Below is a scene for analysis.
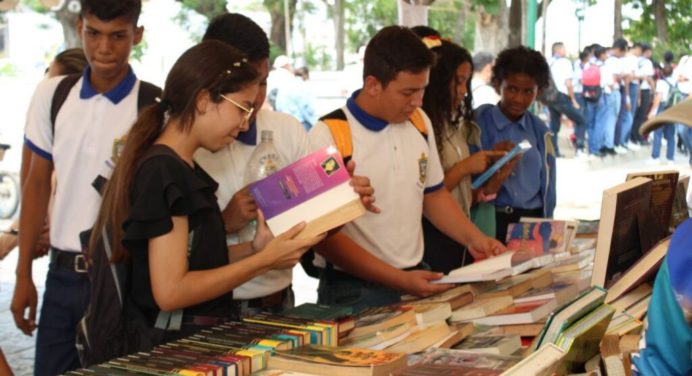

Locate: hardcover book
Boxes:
[506,218,578,256]
[249,145,366,238]
[347,306,417,339]
[453,334,522,356]
[591,177,655,289]
[670,175,690,229]
[499,343,566,376]
[626,170,679,240]
[555,304,615,373]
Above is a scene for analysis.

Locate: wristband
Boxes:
[2,228,18,236]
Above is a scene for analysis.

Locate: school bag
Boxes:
[75,149,189,366]
[298,108,428,278]
[538,74,561,105]
[581,63,602,103]
[663,78,686,109]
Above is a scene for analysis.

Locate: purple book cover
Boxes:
[249,146,350,220]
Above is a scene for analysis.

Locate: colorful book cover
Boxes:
[249,145,363,236]
[273,345,405,366]
[471,139,532,190]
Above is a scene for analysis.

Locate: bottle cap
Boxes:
[260,130,273,142]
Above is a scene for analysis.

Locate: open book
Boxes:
[249,145,366,239]
[471,139,532,190]
[432,250,554,284]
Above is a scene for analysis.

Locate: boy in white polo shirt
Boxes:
[12,1,159,374]
[309,26,505,313]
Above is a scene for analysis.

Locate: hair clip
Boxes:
[422,36,442,49]
[155,97,171,112]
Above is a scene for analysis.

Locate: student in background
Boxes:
[88,40,326,352]
[309,26,505,313]
[631,43,655,145]
[475,46,557,243]
[195,13,377,315]
[648,64,677,164]
[0,48,86,261]
[471,52,500,109]
[12,1,157,373]
[417,37,507,273]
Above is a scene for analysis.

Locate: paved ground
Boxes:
[0,128,690,374]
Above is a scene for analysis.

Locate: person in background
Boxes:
[631,43,655,145]
[471,52,500,109]
[673,53,692,164]
[268,55,317,131]
[0,49,85,261]
[648,64,676,164]
[475,46,557,243]
[604,40,627,155]
[618,40,642,152]
[417,36,507,273]
[545,42,586,158]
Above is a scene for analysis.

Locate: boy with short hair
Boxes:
[12,0,157,373]
[308,26,505,313]
[474,46,557,243]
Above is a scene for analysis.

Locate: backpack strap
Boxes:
[50,73,82,136]
[321,107,429,163]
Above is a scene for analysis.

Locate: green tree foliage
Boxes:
[177,0,227,19]
[623,0,691,59]
[344,0,396,52]
[428,0,476,49]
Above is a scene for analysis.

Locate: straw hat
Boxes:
[640,97,692,136]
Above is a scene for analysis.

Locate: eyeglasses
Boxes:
[220,94,254,124]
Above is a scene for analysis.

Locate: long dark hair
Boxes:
[89,40,258,262]
[422,40,474,161]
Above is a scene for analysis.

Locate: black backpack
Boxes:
[538,74,561,105]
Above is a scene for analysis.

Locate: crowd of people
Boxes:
[0,0,688,375]
[542,39,692,164]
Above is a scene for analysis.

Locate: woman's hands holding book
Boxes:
[253,210,326,270]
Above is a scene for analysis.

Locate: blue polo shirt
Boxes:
[477,105,544,210]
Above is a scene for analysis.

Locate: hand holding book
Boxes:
[254,211,327,270]
[472,140,531,192]
[346,160,380,214]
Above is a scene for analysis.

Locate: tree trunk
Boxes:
[540,0,549,54]
[614,0,623,40]
[653,0,667,45]
[56,4,80,48]
[454,0,468,45]
[264,0,297,55]
[508,0,523,47]
[474,0,509,54]
[334,0,345,70]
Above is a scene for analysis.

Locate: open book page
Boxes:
[433,250,540,284]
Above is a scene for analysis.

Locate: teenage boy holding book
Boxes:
[11,0,157,373]
[308,26,505,313]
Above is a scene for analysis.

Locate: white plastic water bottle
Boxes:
[236,130,286,243]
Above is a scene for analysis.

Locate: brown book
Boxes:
[623,295,652,320]
[453,334,522,356]
[619,334,642,353]
[670,175,690,229]
[496,321,546,337]
[609,284,653,311]
[394,364,504,375]
[605,236,668,304]
[385,322,452,354]
[402,285,475,310]
[347,306,417,339]
[592,177,655,289]
[433,323,476,349]
[477,270,553,299]
[266,345,407,376]
[409,303,452,325]
[449,296,514,322]
[626,170,679,240]
[498,343,566,376]
[600,334,627,376]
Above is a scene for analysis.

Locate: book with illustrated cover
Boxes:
[395,364,505,375]
[626,170,678,241]
[347,306,417,339]
[470,298,558,326]
[266,345,407,376]
[506,219,578,256]
[338,322,413,350]
[471,139,531,190]
[249,145,366,238]
[453,334,522,356]
[406,348,520,371]
[591,177,655,289]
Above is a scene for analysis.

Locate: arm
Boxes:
[149,215,324,311]
[565,79,579,108]
[423,188,505,259]
[314,232,453,297]
[11,153,53,335]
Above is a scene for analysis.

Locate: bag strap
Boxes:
[50,74,82,136]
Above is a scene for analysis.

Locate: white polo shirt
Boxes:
[638,57,655,90]
[194,109,310,299]
[308,93,445,269]
[24,68,141,253]
[549,56,574,95]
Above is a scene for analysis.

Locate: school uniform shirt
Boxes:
[24,67,141,253]
[622,54,640,86]
[123,145,233,326]
[308,91,445,270]
[572,60,586,94]
[604,56,622,93]
[638,57,655,91]
[471,77,500,109]
[475,105,556,217]
[438,120,482,217]
[674,55,692,94]
[549,56,574,95]
[194,109,310,300]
